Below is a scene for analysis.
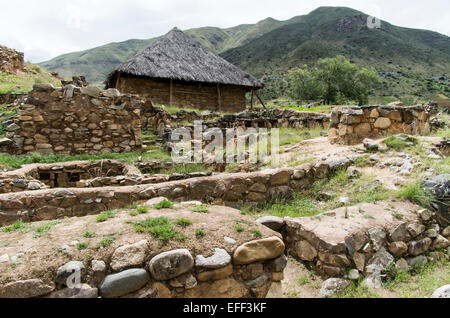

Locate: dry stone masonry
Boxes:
[329,105,432,144]
[0,204,286,298]
[0,45,26,74]
[2,84,143,155]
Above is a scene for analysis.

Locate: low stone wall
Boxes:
[279,201,449,281]
[2,84,143,155]
[328,105,431,144]
[0,158,352,226]
[0,45,25,74]
[0,93,28,105]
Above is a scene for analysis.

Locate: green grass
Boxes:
[383,135,418,151]
[278,126,325,147]
[136,207,149,214]
[83,231,96,238]
[98,237,115,248]
[251,228,262,238]
[297,274,310,285]
[0,147,172,169]
[33,221,59,238]
[195,228,206,238]
[176,218,193,227]
[0,63,61,94]
[282,104,334,113]
[235,224,245,233]
[133,217,185,243]
[96,210,117,223]
[192,205,209,213]
[0,220,26,232]
[77,242,88,251]
[153,199,174,210]
[396,181,433,206]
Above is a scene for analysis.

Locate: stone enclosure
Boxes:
[1,84,143,155]
[329,105,432,144]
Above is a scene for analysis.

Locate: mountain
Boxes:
[39,6,450,102]
[39,15,303,84]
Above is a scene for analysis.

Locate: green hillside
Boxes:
[39,6,450,102]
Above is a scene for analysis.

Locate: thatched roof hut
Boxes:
[105,27,264,112]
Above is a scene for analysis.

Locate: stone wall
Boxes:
[0,204,286,298]
[2,84,143,155]
[328,105,432,144]
[117,76,247,112]
[280,202,449,282]
[0,158,352,226]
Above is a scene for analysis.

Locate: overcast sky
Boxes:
[1,0,449,63]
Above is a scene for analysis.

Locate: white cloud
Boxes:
[0,0,448,63]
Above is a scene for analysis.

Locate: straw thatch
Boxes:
[105,27,263,89]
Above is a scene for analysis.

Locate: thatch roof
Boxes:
[105,27,263,89]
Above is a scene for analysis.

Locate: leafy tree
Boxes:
[287,55,380,105]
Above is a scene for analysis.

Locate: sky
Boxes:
[1,0,449,63]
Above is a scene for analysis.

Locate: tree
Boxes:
[287,65,325,101]
[287,55,380,105]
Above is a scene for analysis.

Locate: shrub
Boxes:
[154,199,174,210]
[195,228,206,238]
[176,218,193,227]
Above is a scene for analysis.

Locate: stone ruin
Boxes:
[1,83,143,155]
[329,105,433,144]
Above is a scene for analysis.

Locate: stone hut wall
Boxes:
[2,84,143,155]
[329,105,431,144]
[117,76,247,113]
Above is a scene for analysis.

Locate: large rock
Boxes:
[149,249,194,280]
[195,248,231,269]
[365,248,394,275]
[99,269,150,298]
[389,222,408,242]
[48,284,98,298]
[110,240,149,271]
[432,285,450,298]
[388,241,408,256]
[408,238,432,256]
[432,235,450,250]
[0,279,54,298]
[374,117,391,129]
[233,236,285,265]
[368,227,386,251]
[55,261,85,286]
[319,278,350,298]
[295,240,318,261]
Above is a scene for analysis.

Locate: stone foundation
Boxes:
[0,158,352,226]
[328,105,432,145]
[2,84,143,155]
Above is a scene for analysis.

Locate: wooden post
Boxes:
[169,79,173,107]
[115,73,121,89]
[217,83,222,112]
[255,91,266,109]
[250,90,254,109]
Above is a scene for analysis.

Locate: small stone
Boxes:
[27,181,41,190]
[271,272,284,281]
[319,278,350,298]
[425,229,438,238]
[81,86,102,98]
[388,241,408,257]
[224,236,236,245]
[110,240,149,272]
[407,223,425,238]
[395,258,409,272]
[407,255,427,268]
[368,227,386,251]
[292,169,306,180]
[91,260,106,273]
[99,269,150,298]
[103,88,120,98]
[0,254,9,263]
[149,249,194,281]
[347,166,361,178]
[142,197,168,208]
[361,273,382,289]
[389,222,407,242]
[348,269,360,280]
[197,264,233,282]
[267,254,288,272]
[431,285,450,298]
[432,235,450,250]
[365,248,394,275]
[195,248,231,269]
[418,209,433,221]
[408,238,432,256]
